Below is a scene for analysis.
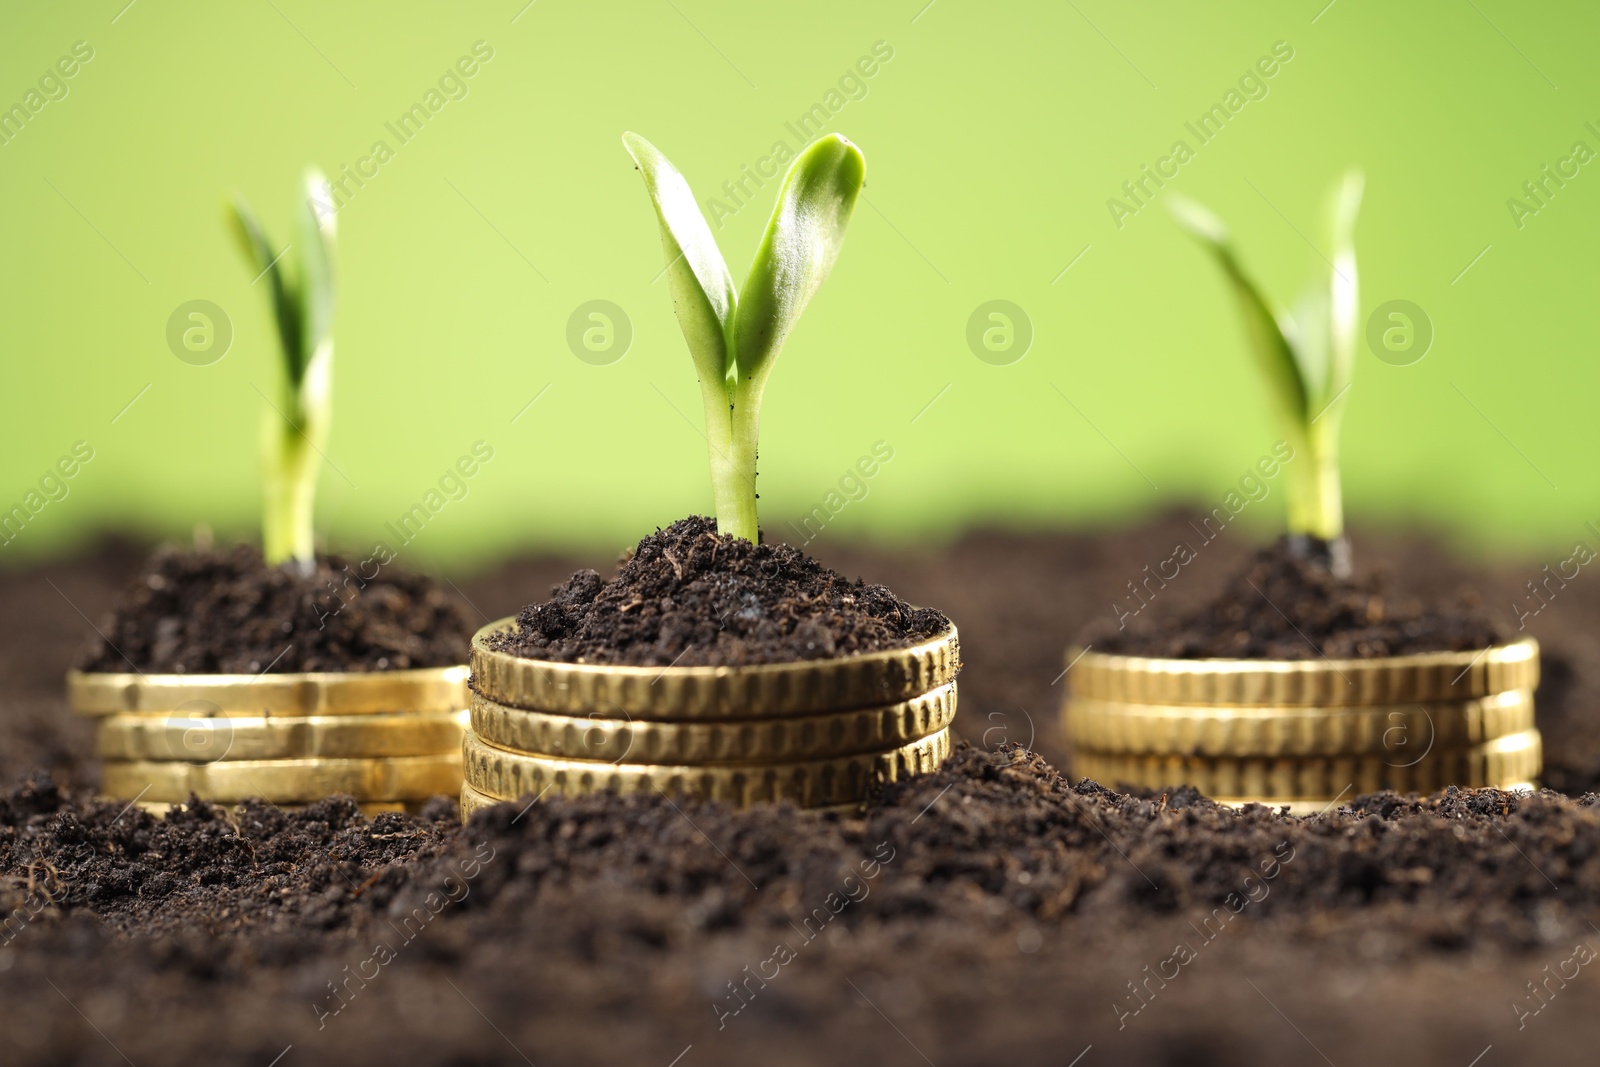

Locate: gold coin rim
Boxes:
[1202,786,1537,816]
[1069,728,1542,797]
[94,710,467,761]
[68,665,469,717]
[459,781,503,820]
[463,727,952,807]
[1064,688,1535,757]
[1065,638,1538,707]
[457,782,867,823]
[470,616,960,718]
[99,752,464,803]
[467,681,957,764]
[120,798,422,817]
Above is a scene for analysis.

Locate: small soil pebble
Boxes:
[76,543,474,674]
[486,516,951,667]
[1090,534,1505,659]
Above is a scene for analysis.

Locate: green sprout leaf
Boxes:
[1321,169,1364,423]
[229,196,303,384]
[297,172,337,388]
[1168,195,1307,427]
[620,133,736,389]
[733,134,865,392]
[1170,171,1363,548]
[624,132,864,544]
[229,168,337,572]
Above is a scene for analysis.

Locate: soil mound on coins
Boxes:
[76,543,474,674]
[485,516,951,667]
[1089,535,1504,660]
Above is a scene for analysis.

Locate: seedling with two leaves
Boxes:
[1169,170,1364,577]
[229,170,336,575]
[624,132,865,545]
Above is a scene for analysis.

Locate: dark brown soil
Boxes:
[76,542,474,674]
[4,514,1600,1066]
[0,778,460,938]
[486,516,951,666]
[1090,534,1505,659]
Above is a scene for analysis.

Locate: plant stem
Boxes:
[1284,428,1344,540]
[698,374,759,543]
[717,387,762,544]
[1284,422,1349,576]
[261,411,318,571]
[1309,448,1343,541]
[1283,431,1315,539]
[261,344,329,573]
[1306,419,1344,542]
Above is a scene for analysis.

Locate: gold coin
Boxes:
[468,682,956,764]
[94,710,467,762]
[125,798,422,817]
[470,617,960,719]
[1066,639,1538,708]
[459,781,503,820]
[463,728,951,809]
[100,753,463,804]
[1069,728,1541,800]
[1065,688,1534,758]
[456,781,867,823]
[1209,792,1535,817]
[68,665,469,717]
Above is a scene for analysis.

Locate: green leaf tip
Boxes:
[621,131,736,388]
[1167,194,1229,246]
[1173,172,1363,545]
[297,167,337,390]
[228,192,304,387]
[624,132,866,544]
[1170,194,1307,428]
[733,133,865,389]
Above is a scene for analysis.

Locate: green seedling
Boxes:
[1170,170,1363,575]
[229,169,336,574]
[624,132,865,544]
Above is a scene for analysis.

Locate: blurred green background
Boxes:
[1,0,1593,568]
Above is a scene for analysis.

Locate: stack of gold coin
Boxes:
[67,667,469,814]
[460,618,961,817]
[1064,638,1541,813]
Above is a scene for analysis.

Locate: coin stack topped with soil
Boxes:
[1065,537,1541,810]
[462,517,960,816]
[69,544,474,813]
